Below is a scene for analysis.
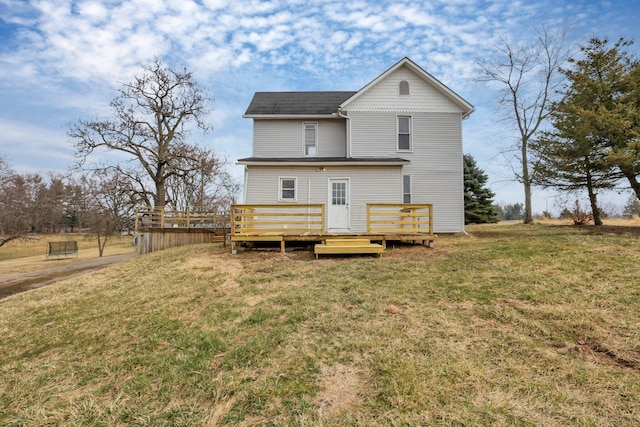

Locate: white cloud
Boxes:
[1,0,639,208]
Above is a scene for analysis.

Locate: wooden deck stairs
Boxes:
[314,238,384,259]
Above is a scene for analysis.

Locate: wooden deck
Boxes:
[132,204,435,255]
[231,203,435,253]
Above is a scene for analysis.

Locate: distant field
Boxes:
[1,222,639,426]
[0,234,136,275]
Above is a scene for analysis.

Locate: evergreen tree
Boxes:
[494,203,524,221]
[463,154,498,224]
[531,37,637,225]
[622,193,640,218]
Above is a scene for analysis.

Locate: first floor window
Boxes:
[403,175,411,203]
[398,116,411,151]
[279,177,296,201]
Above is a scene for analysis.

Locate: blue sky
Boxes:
[1,0,639,214]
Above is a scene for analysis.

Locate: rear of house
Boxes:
[240,58,473,233]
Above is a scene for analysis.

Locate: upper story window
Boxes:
[279,177,297,201]
[304,123,317,156]
[397,116,412,151]
[399,80,410,95]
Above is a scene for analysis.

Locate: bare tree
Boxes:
[69,58,212,208]
[479,26,570,223]
[0,157,24,245]
[84,170,138,256]
[165,147,238,211]
[0,157,60,242]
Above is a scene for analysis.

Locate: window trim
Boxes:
[403,174,411,203]
[303,122,318,157]
[278,177,297,202]
[397,115,412,152]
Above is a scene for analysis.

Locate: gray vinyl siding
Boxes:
[349,112,464,232]
[244,165,401,232]
[403,113,464,232]
[253,119,346,157]
[350,112,396,157]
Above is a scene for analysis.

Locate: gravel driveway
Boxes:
[0,253,136,299]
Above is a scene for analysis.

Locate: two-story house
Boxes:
[238,57,474,233]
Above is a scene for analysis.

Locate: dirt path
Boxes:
[0,253,136,299]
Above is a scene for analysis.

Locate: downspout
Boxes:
[308,178,311,230]
[337,108,350,158]
[460,107,476,236]
[242,166,248,203]
[461,110,474,235]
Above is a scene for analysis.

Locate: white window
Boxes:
[304,123,317,156]
[403,175,411,203]
[399,80,410,95]
[279,177,297,201]
[398,116,411,151]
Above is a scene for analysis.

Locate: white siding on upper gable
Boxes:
[345,67,464,113]
[243,165,401,232]
[252,119,346,157]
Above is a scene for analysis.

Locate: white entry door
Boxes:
[328,178,350,231]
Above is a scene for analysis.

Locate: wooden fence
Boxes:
[135,206,229,232]
[134,206,229,255]
[135,230,223,256]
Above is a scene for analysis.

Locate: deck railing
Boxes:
[231,204,325,235]
[366,203,433,235]
[135,206,230,232]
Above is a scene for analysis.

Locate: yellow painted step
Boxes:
[314,239,384,259]
[324,238,371,246]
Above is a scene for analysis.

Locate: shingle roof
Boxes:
[244,91,357,116]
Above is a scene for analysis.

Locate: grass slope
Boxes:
[1,223,639,426]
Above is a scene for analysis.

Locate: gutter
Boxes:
[237,159,409,167]
[242,113,341,119]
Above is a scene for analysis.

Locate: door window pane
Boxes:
[332,182,346,205]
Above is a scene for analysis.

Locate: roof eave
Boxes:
[242,113,341,119]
